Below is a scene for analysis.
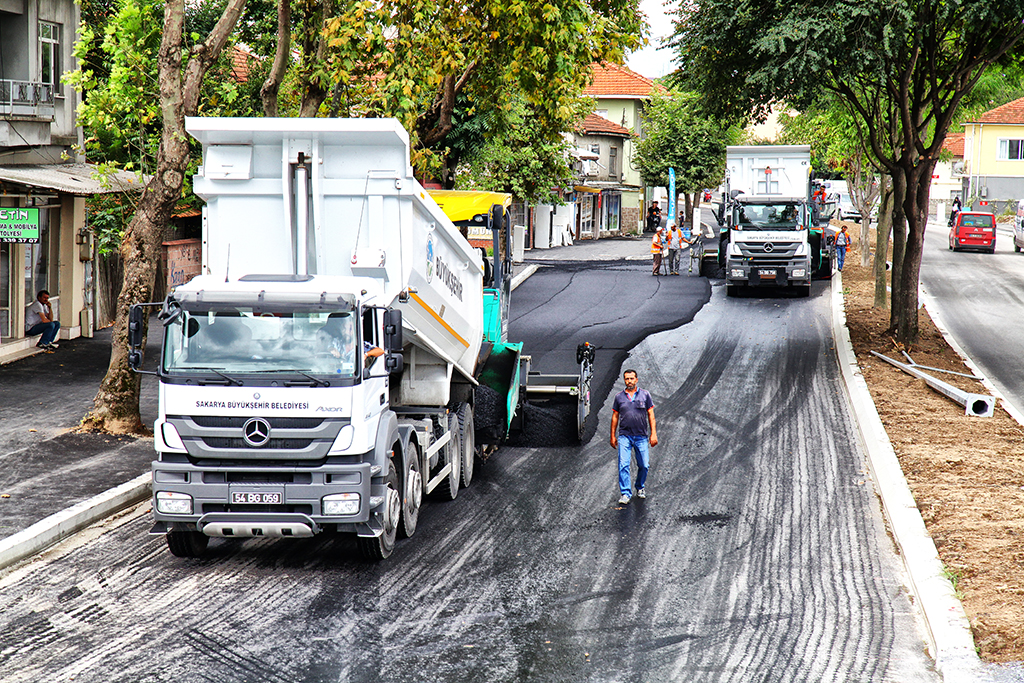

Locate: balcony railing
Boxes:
[0,79,56,119]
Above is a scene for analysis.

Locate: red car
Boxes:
[948,211,996,253]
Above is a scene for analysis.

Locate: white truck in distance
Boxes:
[721,145,814,297]
[132,118,495,561]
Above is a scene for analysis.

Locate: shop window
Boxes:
[0,244,10,338]
[23,206,58,311]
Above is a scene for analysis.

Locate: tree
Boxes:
[452,97,577,204]
[321,0,645,177]
[633,90,733,221]
[81,0,246,432]
[673,0,1024,345]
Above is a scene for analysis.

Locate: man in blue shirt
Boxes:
[609,369,658,505]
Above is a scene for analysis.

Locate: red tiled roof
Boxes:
[968,96,1024,125]
[578,112,632,137]
[583,62,664,98]
[942,132,964,157]
[230,45,254,83]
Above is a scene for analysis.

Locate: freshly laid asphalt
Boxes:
[0,227,1018,681]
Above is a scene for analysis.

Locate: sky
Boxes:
[625,0,679,80]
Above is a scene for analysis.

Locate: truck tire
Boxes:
[432,412,461,501]
[399,442,422,539]
[166,530,209,558]
[458,404,475,489]
[359,459,400,560]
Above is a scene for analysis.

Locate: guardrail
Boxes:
[0,79,55,118]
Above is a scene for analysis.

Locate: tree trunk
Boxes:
[889,159,936,346]
[84,0,246,433]
[873,174,893,309]
[260,0,291,117]
[888,171,907,332]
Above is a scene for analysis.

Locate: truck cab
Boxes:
[724,197,813,297]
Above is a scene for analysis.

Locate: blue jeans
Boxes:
[28,321,60,346]
[836,245,847,271]
[617,434,650,497]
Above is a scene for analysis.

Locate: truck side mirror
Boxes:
[383,309,402,352]
[128,304,146,349]
[382,308,404,375]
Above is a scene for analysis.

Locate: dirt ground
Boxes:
[839,223,1024,663]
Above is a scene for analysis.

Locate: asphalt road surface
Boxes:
[0,255,938,682]
[920,218,1024,414]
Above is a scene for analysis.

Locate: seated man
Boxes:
[26,290,60,351]
[320,318,384,369]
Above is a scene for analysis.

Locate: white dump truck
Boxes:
[129,118,592,560]
[717,145,832,297]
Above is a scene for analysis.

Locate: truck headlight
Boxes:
[327,424,355,454]
[730,269,744,278]
[156,491,193,514]
[322,493,360,516]
[793,269,807,278]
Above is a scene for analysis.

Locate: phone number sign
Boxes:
[0,208,40,243]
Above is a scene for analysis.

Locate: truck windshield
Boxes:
[163,308,361,378]
[735,203,803,230]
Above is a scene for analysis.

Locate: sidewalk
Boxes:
[0,324,160,567]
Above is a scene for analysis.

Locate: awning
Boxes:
[573,185,602,194]
[568,147,600,161]
[0,163,146,195]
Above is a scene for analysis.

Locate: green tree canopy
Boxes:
[633,90,734,194]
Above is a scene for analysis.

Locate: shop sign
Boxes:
[0,208,39,243]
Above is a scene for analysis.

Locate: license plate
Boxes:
[758,269,776,277]
[231,491,282,504]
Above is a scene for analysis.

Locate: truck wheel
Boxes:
[399,443,422,539]
[166,530,209,558]
[359,459,400,560]
[432,412,461,501]
[458,404,475,489]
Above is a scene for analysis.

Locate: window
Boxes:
[997,139,1024,161]
[609,146,618,179]
[595,110,609,120]
[23,205,57,314]
[39,22,60,93]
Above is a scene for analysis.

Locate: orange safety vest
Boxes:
[651,233,664,254]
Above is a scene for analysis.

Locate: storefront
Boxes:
[0,163,141,363]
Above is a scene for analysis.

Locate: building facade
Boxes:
[1,0,139,363]
[962,97,1024,214]
[583,62,662,235]
[570,113,634,239]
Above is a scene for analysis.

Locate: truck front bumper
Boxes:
[150,458,380,537]
[726,259,811,286]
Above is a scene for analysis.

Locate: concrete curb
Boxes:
[511,264,538,291]
[919,285,1024,429]
[0,472,151,571]
[831,274,984,681]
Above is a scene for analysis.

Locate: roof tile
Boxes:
[578,112,632,137]
[942,132,964,156]
[583,62,664,98]
[968,96,1024,125]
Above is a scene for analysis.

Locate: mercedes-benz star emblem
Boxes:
[763,243,775,253]
[242,417,271,447]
